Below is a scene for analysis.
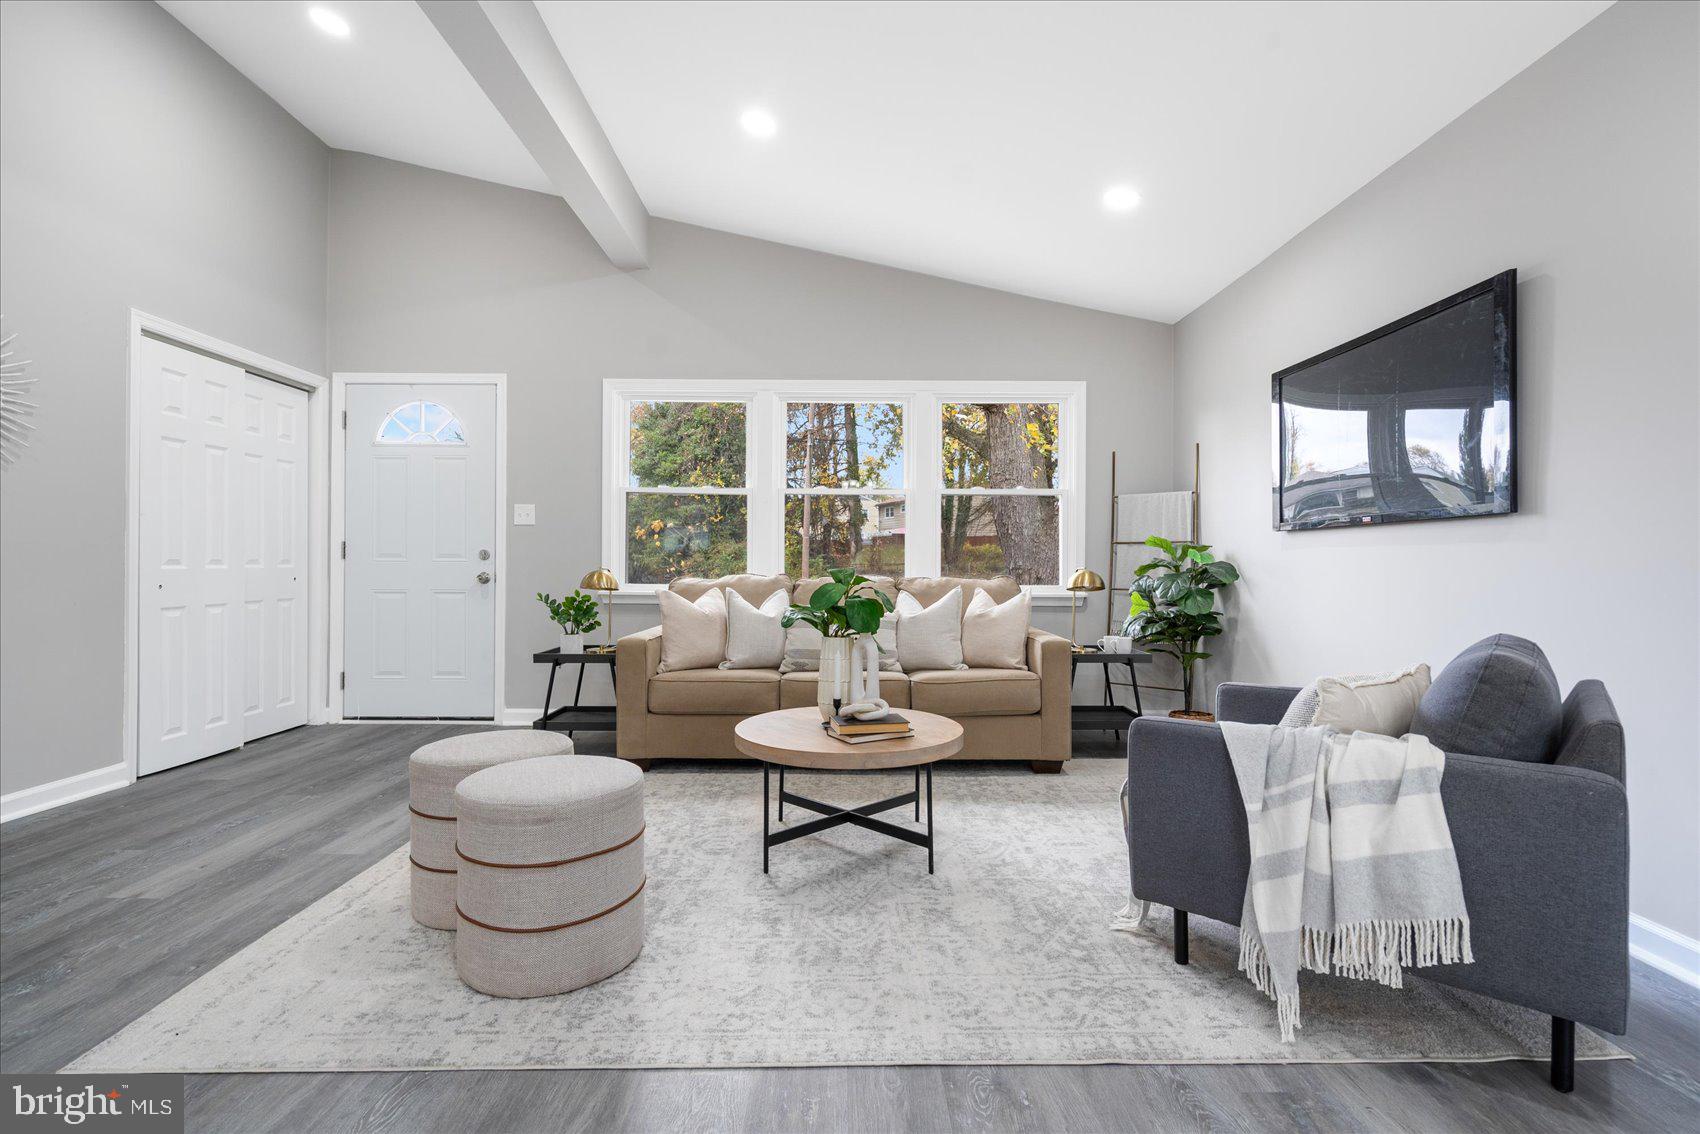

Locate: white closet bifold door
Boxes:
[240,372,310,742]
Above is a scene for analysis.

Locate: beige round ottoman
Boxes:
[408,730,575,929]
[454,755,645,998]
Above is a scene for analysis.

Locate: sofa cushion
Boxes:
[1552,679,1625,781]
[1410,634,1562,763]
[780,671,911,710]
[899,575,1020,613]
[669,573,791,606]
[649,668,780,715]
[655,587,727,673]
[909,668,1041,716]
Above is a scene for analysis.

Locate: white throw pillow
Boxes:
[960,587,1030,669]
[894,589,967,672]
[655,587,727,673]
[1285,666,1434,737]
[1312,664,1432,736]
[720,588,787,669]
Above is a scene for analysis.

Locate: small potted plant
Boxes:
[1121,536,1240,720]
[781,568,896,720]
[537,590,601,655]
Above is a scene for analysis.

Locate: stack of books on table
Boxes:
[824,712,913,744]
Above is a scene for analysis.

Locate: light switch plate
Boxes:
[513,504,536,526]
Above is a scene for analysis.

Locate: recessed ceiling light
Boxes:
[308,7,350,38]
[1102,185,1142,212]
[740,108,778,140]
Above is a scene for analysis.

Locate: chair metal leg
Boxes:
[1174,909,1189,965]
[1551,1016,1574,1093]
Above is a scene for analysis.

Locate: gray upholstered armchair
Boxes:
[1124,634,1629,1093]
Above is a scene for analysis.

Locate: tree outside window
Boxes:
[623,400,748,583]
[784,402,905,579]
[940,402,1060,585]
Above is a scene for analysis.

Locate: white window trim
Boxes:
[602,379,1086,603]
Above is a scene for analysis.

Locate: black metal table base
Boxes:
[763,763,934,874]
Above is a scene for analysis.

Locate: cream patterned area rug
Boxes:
[68,758,1622,1073]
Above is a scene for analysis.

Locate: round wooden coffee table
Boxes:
[734,707,964,874]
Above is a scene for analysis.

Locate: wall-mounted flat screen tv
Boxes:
[1272,269,1516,530]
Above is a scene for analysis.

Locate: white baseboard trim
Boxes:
[1630,913,1700,988]
[1,762,131,824]
[501,707,542,727]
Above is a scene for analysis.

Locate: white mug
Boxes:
[1097,635,1130,654]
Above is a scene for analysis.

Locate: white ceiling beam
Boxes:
[419,0,648,268]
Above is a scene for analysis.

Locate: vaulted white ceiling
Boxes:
[161,0,1613,321]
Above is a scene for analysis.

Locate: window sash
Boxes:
[603,381,1084,594]
[784,399,908,493]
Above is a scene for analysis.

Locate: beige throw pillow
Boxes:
[656,587,727,673]
[721,588,787,670]
[960,587,1030,669]
[1311,664,1433,736]
[894,590,967,672]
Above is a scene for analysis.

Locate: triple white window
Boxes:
[602,380,1085,596]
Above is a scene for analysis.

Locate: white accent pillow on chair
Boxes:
[1312,665,1432,735]
[1282,665,1432,733]
[894,589,967,672]
[960,587,1030,669]
[656,587,727,672]
[720,589,787,669]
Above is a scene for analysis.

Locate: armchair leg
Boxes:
[1551,1016,1574,1093]
[1029,760,1064,774]
[1174,909,1189,965]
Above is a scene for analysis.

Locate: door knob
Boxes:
[477,571,492,584]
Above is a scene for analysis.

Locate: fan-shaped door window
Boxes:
[376,399,466,445]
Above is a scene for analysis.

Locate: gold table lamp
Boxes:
[580,567,620,652]
[1066,568,1105,652]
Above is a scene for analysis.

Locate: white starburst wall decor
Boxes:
[0,320,38,467]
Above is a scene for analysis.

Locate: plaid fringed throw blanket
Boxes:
[1220,724,1474,1041]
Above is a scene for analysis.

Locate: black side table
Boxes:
[1069,649,1151,739]
[532,648,617,737]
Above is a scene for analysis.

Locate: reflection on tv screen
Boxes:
[1275,283,1514,529]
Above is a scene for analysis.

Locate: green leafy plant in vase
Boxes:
[1121,537,1240,719]
[781,568,896,721]
[538,590,601,655]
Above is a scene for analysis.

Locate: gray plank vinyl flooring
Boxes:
[2,725,1696,1133]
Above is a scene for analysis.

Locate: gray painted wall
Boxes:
[1172,0,1699,939]
[0,0,329,797]
[326,151,1176,714]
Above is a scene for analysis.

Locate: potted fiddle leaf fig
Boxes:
[538,590,601,655]
[1121,536,1240,719]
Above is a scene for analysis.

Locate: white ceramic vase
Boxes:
[819,634,886,721]
[558,631,584,656]
[817,636,852,721]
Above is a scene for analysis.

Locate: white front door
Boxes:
[343,383,497,718]
[138,338,246,774]
[241,374,311,741]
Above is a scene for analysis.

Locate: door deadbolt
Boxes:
[479,549,491,561]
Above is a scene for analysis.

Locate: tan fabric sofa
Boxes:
[616,573,1072,771]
